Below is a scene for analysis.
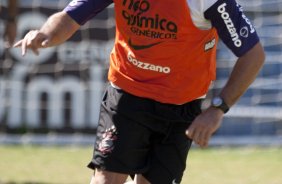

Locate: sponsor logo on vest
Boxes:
[204,38,216,51]
[217,3,242,47]
[122,0,178,49]
[122,0,177,33]
[127,52,171,74]
[128,38,162,50]
[240,26,249,38]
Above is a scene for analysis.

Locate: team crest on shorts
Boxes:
[97,126,117,155]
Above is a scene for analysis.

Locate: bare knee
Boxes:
[90,169,128,184]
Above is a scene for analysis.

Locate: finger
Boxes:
[13,40,23,47]
[198,130,209,148]
[41,39,49,47]
[199,138,209,148]
[22,30,37,56]
[26,37,39,55]
[192,128,201,144]
[21,32,33,56]
[21,37,27,56]
[194,130,209,148]
[202,131,213,148]
[186,125,195,140]
[197,128,213,148]
[201,139,209,148]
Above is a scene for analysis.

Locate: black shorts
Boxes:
[87,84,202,184]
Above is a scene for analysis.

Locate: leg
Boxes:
[88,85,154,183]
[141,121,193,184]
[123,174,150,184]
[134,174,150,184]
[141,100,201,184]
[90,170,128,184]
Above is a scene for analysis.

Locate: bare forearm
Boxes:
[220,42,265,107]
[13,11,80,55]
[39,11,80,47]
[186,42,265,147]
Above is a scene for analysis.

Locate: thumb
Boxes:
[185,129,189,136]
[185,128,193,139]
[41,38,50,47]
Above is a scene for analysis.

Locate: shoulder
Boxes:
[186,0,218,29]
[187,0,218,14]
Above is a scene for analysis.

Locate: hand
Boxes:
[186,107,224,148]
[13,30,50,56]
[4,21,17,48]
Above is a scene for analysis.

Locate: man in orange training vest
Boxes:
[14,0,265,183]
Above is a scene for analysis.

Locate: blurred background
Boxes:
[0,0,282,183]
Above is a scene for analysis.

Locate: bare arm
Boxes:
[186,42,265,147]
[14,11,80,55]
[220,42,265,106]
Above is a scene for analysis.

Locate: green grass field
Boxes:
[0,145,281,184]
